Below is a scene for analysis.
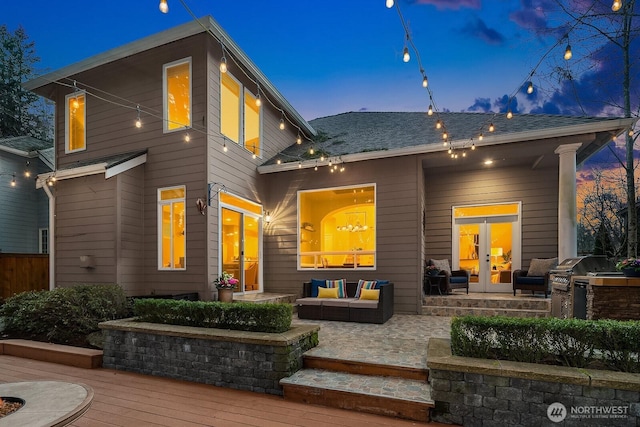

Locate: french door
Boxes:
[453,203,521,293]
[220,194,262,294]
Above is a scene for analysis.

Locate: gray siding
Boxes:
[263,155,423,314]
[116,167,145,293]
[424,161,559,269]
[0,152,48,253]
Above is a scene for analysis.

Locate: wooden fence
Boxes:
[0,253,49,300]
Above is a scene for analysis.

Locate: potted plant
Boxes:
[215,271,239,302]
[615,258,640,277]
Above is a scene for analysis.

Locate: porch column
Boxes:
[555,143,582,263]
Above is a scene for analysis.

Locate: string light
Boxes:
[526,82,534,94]
[277,159,281,165]
[296,134,302,144]
[471,142,476,150]
[298,162,302,169]
[506,110,513,119]
[612,0,622,11]
[309,147,314,155]
[255,91,261,107]
[564,44,572,60]
[135,105,142,128]
[479,134,483,141]
[442,131,448,140]
[320,155,325,161]
[184,131,190,143]
[11,174,16,187]
[159,0,169,13]
[223,140,228,152]
[427,105,433,116]
[435,120,442,129]
[422,74,428,88]
[488,123,495,132]
[24,161,31,178]
[220,44,228,73]
[402,46,410,63]
[386,0,394,8]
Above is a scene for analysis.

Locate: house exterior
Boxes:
[0,136,53,253]
[25,16,635,313]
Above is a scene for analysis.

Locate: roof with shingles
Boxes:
[263,111,630,166]
[56,150,148,171]
[0,136,52,153]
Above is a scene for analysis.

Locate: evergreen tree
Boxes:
[0,25,52,141]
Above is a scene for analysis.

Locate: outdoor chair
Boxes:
[427,259,469,294]
[512,257,557,297]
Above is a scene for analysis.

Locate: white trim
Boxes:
[105,153,148,179]
[163,57,192,133]
[220,71,242,143]
[157,185,187,271]
[243,87,262,159]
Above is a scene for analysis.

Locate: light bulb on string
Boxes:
[276,159,281,165]
[340,166,345,172]
[564,44,572,60]
[298,162,302,169]
[488,123,495,132]
[220,54,227,73]
[479,133,484,141]
[471,142,476,150]
[159,0,168,13]
[427,105,433,116]
[443,140,448,147]
[506,110,513,119]
[448,148,452,154]
[612,0,622,11]
[223,141,228,152]
[422,75,428,88]
[386,0,394,8]
[279,118,285,130]
[462,150,466,158]
[527,82,534,94]
[252,152,257,159]
[255,93,261,107]
[184,132,190,143]
[435,120,442,129]
[320,155,325,161]
[442,131,448,140]
[296,134,302,144]
[402,46,410,63]
[11,174,16,187]
[135,105,142,128]
[629,129,634,137]
[309,147,314,155]
[314,164,318,171]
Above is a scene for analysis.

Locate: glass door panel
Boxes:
[243,216,260,292]
[221,208,241,291]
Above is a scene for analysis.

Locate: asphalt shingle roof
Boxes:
[264,111,625,165]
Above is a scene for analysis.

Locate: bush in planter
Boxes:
[0,284,130,347]
[451,315,640,372]
[133,299,292,333]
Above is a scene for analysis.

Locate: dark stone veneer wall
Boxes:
[100,320,319,396]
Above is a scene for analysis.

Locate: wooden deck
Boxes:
[0,354,446,426]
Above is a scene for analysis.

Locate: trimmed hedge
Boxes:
[133,299,292,333]
[0,284,130,347]
[451,315,640,373]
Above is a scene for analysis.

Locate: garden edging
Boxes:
[99,318,319,395]
[427,337,640,426]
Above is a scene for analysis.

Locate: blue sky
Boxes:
[4,0,603,121]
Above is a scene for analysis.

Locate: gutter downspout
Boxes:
[42,183,55,290]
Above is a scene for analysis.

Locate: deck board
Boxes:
[0,354,438,427]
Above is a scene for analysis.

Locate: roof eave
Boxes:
[258,117,636,174]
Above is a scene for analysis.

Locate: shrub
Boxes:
[133,299,292,333]
[450,315,640,373]
[0,284,130,347]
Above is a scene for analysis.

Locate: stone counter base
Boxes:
[99,319,319,395]
[427,338,640,426]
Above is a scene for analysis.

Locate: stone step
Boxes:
[304,354,428,381]
[423,295,550,311]
[280,368,433,423]
[422,305,550,318]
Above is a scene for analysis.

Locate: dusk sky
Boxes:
[4,0,638,168]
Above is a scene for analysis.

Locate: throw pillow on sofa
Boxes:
[310,278,326,297]
[359,288,380,300]
[325,279,347,298]
[528,258,558,277]
[318,287,339,298]
[355,280,377,298]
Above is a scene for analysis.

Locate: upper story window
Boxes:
[163,58,192,132]
[220,72,261,157]
[158,186,186,270]
[65,92,86,153]
[298,184,376,270]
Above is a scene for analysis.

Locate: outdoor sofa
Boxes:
[296,279,394,324]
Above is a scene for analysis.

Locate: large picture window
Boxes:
[65,91,86,153]
[298,184,376,270]
[158,186,186,270]
[163,58,192,132]
[220,72,261,156]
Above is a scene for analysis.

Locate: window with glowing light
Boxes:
[298,184,376,270]
[163,58,192,132]
[65,92,86,153]
[158,186,186,270]
[220,72,261,156]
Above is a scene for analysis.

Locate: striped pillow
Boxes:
[325,279,347,298]
[355,279,377,298]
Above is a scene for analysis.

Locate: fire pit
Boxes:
[0,381,93,427]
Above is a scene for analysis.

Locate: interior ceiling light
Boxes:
[159,0,169,13]
[612,0,622,11]
[564,44,572,60]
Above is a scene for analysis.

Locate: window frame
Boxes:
[297,183,377,271]
[219,71,262,157]
[157,185,187,271]
[65,91,86,153]
[39,228,49,254]
[163,57,192,133]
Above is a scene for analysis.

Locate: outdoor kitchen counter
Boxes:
[573,275,640,320]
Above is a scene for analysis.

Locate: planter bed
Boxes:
[99,318,319,395]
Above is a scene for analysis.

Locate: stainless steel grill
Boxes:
[550,256,617,319]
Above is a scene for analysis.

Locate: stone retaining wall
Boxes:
[428,338,640,426]
[99,319,319,395]
[587,284,640,320]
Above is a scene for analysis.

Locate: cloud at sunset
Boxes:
[461,17,505,44]
[410,0,481,10]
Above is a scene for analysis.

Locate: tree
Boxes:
[0,25,52,141]
[550,0,639,257]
